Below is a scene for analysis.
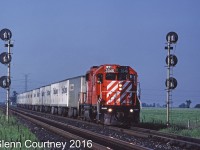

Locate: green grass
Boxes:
[160,126,200,138]
[0,110,40,150]
[140,108,200,138]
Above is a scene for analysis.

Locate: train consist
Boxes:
[17,64,141,125]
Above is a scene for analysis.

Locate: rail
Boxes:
[10,107,151,150]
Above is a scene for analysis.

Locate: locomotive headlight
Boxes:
[118,84,123,91]
[108,108,113,113]
[130,109,134,113]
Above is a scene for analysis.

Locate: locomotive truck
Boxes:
[17,64,141,125]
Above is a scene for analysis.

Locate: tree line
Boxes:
[142,99,200,108]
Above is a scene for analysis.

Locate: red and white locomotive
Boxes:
[82,64,140,125]
[17,64,140,126]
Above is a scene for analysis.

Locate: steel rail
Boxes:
[11,110,107,150]
[11,108,152,150]
[129,127,200,149]
[10,106,200,149]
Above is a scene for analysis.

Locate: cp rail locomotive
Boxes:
[17,64,141,125]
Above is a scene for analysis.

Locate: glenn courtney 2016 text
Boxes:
[0,140,67,149]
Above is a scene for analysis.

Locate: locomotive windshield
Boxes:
[106,73,116,80]
[105,66,136,81]
[106,73,131,81]
[105,73,136,82]
[117,73,128,80]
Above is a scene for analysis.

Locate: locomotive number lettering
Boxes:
[70,140,92,148]
[106,68,114,72]
[105,66,115,73]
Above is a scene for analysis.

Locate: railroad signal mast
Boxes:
[0,28,13,121]
[165,32,178,126]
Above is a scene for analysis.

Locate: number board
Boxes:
[117,66,129,73]
[105,66,115,73]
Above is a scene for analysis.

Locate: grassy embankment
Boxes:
[140,108,200,138]
[0,110,39,149]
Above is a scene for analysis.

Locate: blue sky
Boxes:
[0,0,200,107]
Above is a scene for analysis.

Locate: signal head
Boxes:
[166,32,178,44]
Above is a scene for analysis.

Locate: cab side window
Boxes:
[130,74,135,83]
[86,73,90,81]
[97,74,103,83]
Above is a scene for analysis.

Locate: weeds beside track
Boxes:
[0,109,39,150]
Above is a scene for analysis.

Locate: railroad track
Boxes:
[108,126,200,150]
[4,106,200,150]
[130,126,200,148]
[18,107,200,149]
[9,107,151,150]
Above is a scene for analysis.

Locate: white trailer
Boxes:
[58,79,68,106]
[27,91,33,109]
[39,86,45,111]
[67,76,86,117]
[50,82,59,114]
[32,88,40,110]
[51,79,68,115]
[17,76,86,117]
[43,85,51,106]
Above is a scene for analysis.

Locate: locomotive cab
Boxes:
[82,64,140,126]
